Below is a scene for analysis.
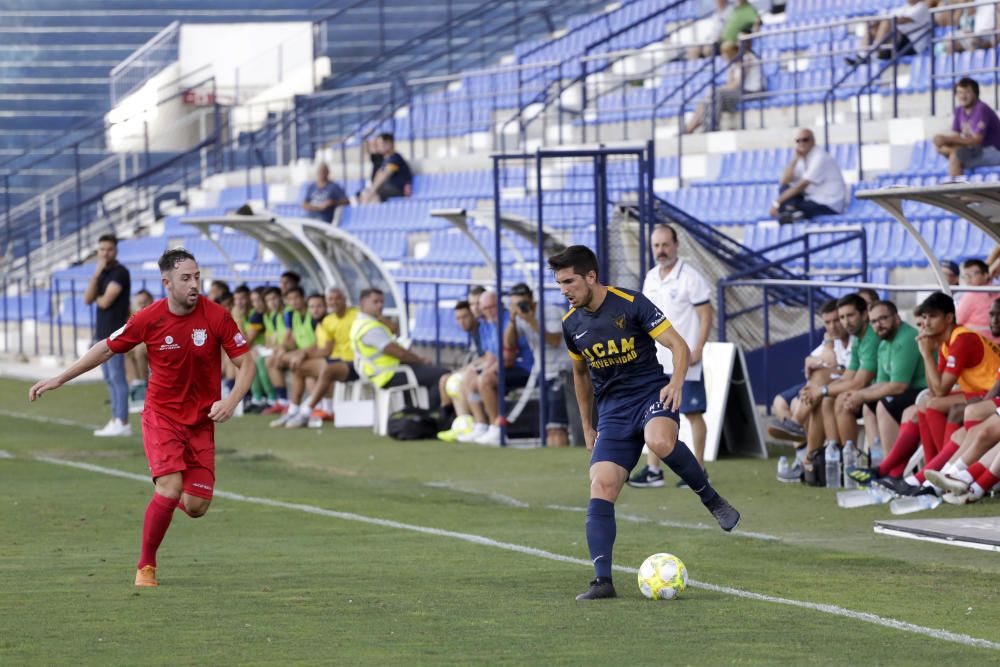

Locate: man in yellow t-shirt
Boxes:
[284,287,360,428]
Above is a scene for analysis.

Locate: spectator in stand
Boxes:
[846,0,933,65]
[795,294,878,485]
[505,283,570,446]
[938,0,997,53]
[688,0,731,60]
[684,40,763,134]
[350,287,451,408]
[360,132,412,203]
[838,300,926,464]
[720,0,760,46]
[631,224,714,487]
[770,299,853,469]
[933,78,1000,176]
[957,258,999,341]
[769,129,847,224]
[84,234,132,437]
[849,292,1000,495]
[268,288,324,427]
[302,163,349,223]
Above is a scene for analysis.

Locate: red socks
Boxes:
[922,408,948,460]
[975,469,1000,492]
[879,420,921,478]
[138,493,179,569]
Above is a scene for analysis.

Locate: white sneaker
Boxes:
[284,412,310,429]
[475,425,501,446]
[458,423,488,443]
[942,490,977,506]
[270,413,294,428]
[94,419,132,437]
[924,469,970,494]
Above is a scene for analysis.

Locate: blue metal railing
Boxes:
[110,21,182,104]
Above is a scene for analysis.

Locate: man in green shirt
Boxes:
[841,300,926,458]
[720,0,760,44]
[798,293,878,484]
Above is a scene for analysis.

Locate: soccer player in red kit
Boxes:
[29,248,255,587]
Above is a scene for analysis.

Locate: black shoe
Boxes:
[874,476,912,497]
[576,578,617,600]
[704,494,740,532]
[627,465,665,488]
[675,470,708,489]
[845,465,879,486]
[244,403,264,414]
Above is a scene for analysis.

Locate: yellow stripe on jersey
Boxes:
[567,350,584,361]
[562,307,576,322]
[607,286,634,303]
[648,319,672,339]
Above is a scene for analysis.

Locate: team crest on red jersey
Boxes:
[192,328,208,347]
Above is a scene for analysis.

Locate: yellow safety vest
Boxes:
[350,315,399,388]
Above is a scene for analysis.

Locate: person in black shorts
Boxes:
[361,132,412,203]
[549,245,740,601]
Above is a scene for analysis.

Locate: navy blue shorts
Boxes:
[591,384,680,471]
[778,381,806,404]
[326,358,360,382]
[667,375,708,415]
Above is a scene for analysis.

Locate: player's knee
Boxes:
[589,476,620,502]
[153,475,183,499]
[182,498,210,518]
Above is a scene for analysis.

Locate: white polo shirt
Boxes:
[642,259,712,381]
[792,146,847,214]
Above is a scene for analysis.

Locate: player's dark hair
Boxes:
[211,279,230,293]
[548,245,599,280]
[455,300,471,311]
[870,300,898,317]
[158,248,196,273]
[509,282,533,299]
[306,292,324,303]
[918,292,956,318]
[280,270,301,285]
[234,283,250,296]
[836,293,867,314]
[98,233,118,246]
[360,287,384,301]
[136,288,153,300]
[469,285,486,298]
[819,298,840,315]
[962,258,989,274]
[286,286,305,298]
[378,132,395,143]
[651,224,678,243]
[264,286,281,299]
[956,77,980,98]
[857,288,879,305]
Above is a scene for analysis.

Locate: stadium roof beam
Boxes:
[856,183,1000,294]
[181,214,407,332]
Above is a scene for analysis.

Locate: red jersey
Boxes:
[107,296,249,425]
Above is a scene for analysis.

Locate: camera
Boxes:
[517,300,531,313]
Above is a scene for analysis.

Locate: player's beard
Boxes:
[577,286,594,309]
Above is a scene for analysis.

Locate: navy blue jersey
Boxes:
[562,286,673,406]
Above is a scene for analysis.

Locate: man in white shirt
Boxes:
[768,129,847,224]
[628,224,714,488]
[846,0,932,65]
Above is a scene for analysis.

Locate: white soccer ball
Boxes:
[637,552,688,600]
[445,372,464,399]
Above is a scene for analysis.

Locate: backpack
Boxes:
[386,407,440,440]
[802,448,826,487]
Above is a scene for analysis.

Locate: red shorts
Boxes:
[141,409,216,499]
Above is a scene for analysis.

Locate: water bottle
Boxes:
[842,442,859,490]
[825,442,842,488]
[837,485,895,508]
[890,494,943,515]
[777,456,789,478]
[870,439,884,468]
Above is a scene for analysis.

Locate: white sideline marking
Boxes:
[32,455,1000,652]
[426,482,530,508]
[0,450,12,459]
[546,504,782,542]
[0,408,100,430]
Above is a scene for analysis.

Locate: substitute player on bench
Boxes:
[549,245,740,601]
[29,248,254,587]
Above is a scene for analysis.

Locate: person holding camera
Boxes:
[504,283,571,446]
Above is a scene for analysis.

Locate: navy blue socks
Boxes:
[586,498,616,580]
[662,441,717,503]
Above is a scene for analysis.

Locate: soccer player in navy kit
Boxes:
[549,245,740,600]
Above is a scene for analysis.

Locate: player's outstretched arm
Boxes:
[654,326,690,412]
[208,352,255,423]
[28,340,114,402]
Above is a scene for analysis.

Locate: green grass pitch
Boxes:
[1,377,999,665]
